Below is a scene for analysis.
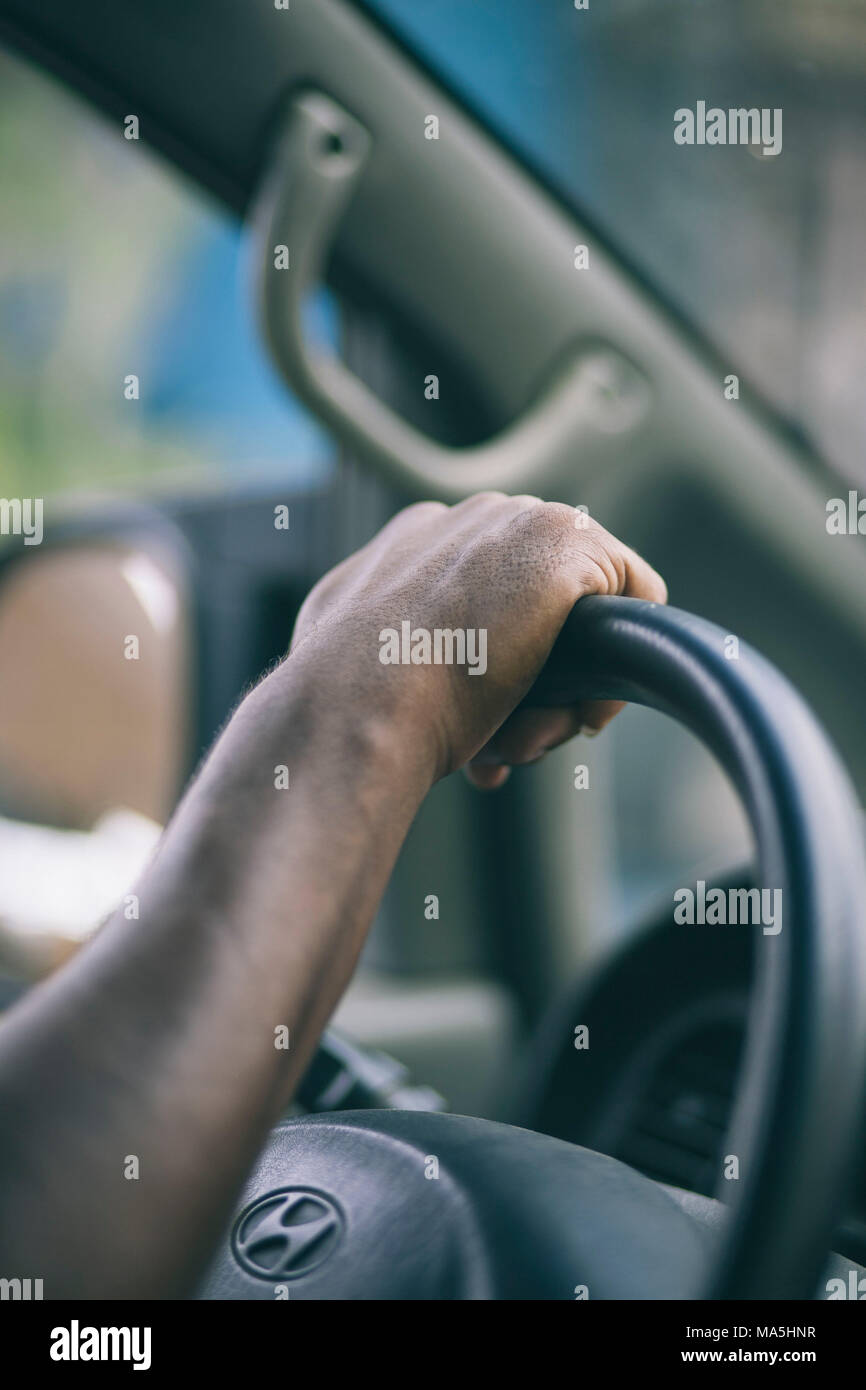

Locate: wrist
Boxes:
[194,642,437,833]
[269,639,443,795]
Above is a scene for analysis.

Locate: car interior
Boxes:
[1,0,866,1302]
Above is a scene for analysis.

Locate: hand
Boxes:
[0,493,665,1299]
[290,493,667,788]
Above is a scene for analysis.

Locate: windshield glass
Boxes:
[363,0,866,486]
[0,50,335,501]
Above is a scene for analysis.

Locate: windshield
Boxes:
[363,0,866,487]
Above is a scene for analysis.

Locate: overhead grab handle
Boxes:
[251,91,649,499]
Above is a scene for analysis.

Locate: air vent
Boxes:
[612,1019,744,1198]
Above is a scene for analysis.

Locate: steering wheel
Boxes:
[199,596,866,1300]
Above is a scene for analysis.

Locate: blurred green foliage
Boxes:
[0,51,212,499]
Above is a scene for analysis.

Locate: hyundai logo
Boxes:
[232,1188,343,1280]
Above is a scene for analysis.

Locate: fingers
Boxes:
[457,503,666,790]
[572,698,625,736]
[463,699,617,793]
[482,706,586,764]
[619,540,668,605]
[292,492,667,789]
[463,762,512,791]
[466,701,604,772]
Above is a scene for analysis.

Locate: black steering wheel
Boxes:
[199,596,866,1300]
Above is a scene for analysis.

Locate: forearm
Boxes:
[0,494,667,1300]
[0,654,432,1298]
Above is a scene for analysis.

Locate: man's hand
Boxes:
[291,493,667,789]
[0,492,665,1297]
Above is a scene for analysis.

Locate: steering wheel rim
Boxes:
[201,596,866,1300]
[530,595,866,1298]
